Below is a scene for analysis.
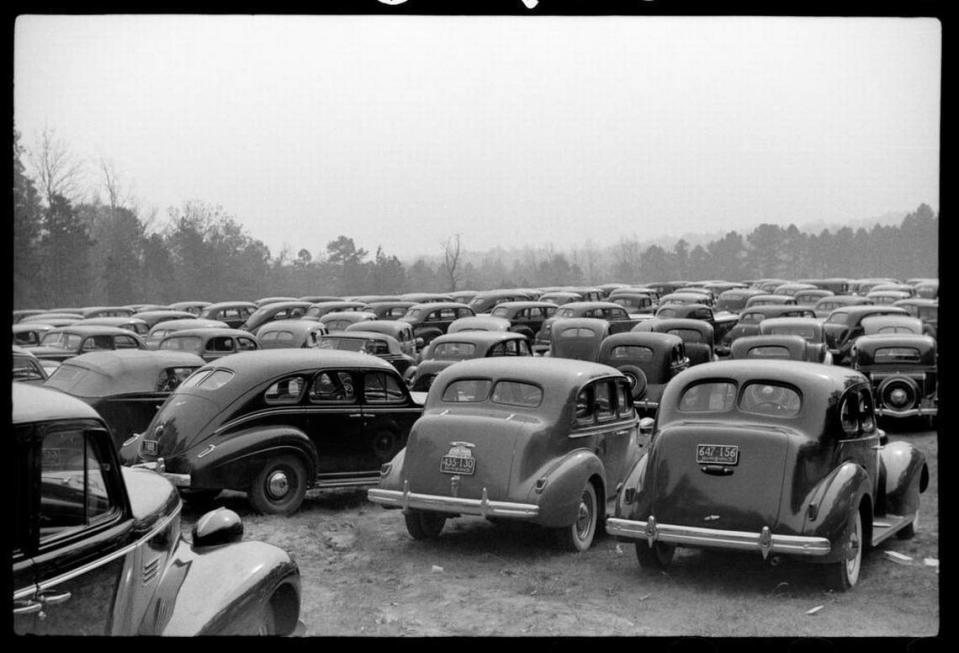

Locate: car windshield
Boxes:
[261,330,297,344]
[875,347,921,363]
[744,345,793,359]
[608,345,654,362]
[667,328,703,343]
[767,326,816,340]
[40,332,82,349]
[441,378,492,402]
[319,337,368,351]
[159,335,203,352]
[430,342,477,360]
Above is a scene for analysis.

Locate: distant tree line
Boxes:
[12,128,938,309]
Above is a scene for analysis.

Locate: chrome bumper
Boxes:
[367,481,539,519]
[876,406,937,418]
[131,460,191,487]
[605,516,831,558]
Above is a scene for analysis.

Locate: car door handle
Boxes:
[13,599,42,615]
[38,590,71,605]
[347,413,363,418]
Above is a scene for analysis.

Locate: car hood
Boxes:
[121,466,180,532]
[637,421,792,532]
[399,411,544,502]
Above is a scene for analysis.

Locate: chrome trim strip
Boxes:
[368,488,539,518]
[605,517,831,557]
[36,505,181,591]
[876,407,936,417]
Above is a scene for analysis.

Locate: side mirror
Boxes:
[192,507,244,547]
[639,417,655,435]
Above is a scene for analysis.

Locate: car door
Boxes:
[572,379,635,504]
[14,423,134,635]
[305,370,368,478]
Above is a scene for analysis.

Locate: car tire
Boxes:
[829,508,863,591]
[404,510,446,540]
[179,488,221,507]
[617,365,648,400]
[634,541,675,570]
[372,430,400,463]
[556,482,598,552]
[249,455,308,516]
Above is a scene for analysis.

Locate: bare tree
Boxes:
[100,158,135,215]
[29,126,85,206]
[442,233,463,292]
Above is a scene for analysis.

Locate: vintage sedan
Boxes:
[729,334,824,362]
[713,288,765,315]
[241,301,312,335]
[488,300,559,343]
[866,290,913,306]
[861,315,924,336]
[31,325,147,364]
[345,319,420,358]
[851,334,937,423]
[132,310,197,330]
[12,383,303,635]
[167,300,212,315]
[406,330,533,391]
[318,330,418,378]
[743,294,798,309]
[43,349,205,448]
[79,305,136,319]
[537,290,584,306]
[319,310,377,332]
[758,317,832,364]
[793,289,835,311]
[893,298,938,339]
[719,305,819,354]
[447,315,512,334]
[607,360,929,590]
[633,318,717,366]
[399,292,455,304]
[146,317,230,348]
[823,305,910,366]
[399,302,476,346]
[198,301,257,329]
[256,319,329,349]
[13,322,56,348]
[75,316,151,337]
[159,327,261,361]
[549,317,610,361]
[658,292,712,308]
[301,301,370,321]
[125,350,424,515]
[13,345,48,384]
[363,301,417,320]
[653,303,738,346]
[467,290,536,315]
[368,357,644,551]
[534,301,641,354]
[597,332,689,415]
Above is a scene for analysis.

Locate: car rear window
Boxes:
[490,381,543,407]
[874,347,921,363]
[744,345,793,359]
[767,326,816,340]
[180,368,235,390]
[678,381,736,413]
[608,345,654,362]
[656,308,677,318]
[560,327,599,338]
[262,330,296,344]
[490,307,511,318]
[826,312,849,325]
[739,382,802,417]
[431,342,477,360]
[666,328,703,343]
[441,379,492,403]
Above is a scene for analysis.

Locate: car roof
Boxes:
[854,334,936,350]
[322,331,401,345]
[489,301,558,310]
[345,320,411,335]
[46,325,141,336]
[663,360,864,402]
[160,327,256,338]
[433,355,621,388]
[406,301,472,310]
[828,305,909,316]
[256,320,324,334]
[601,331,684,348]
[43,350,206,396]
[193,349,395,377]
[430,331,527,345]
[555,301,625,311]
[13,382,102,424]
[202,301,257,310]
[759,317,823,327]
[149,318,229,332]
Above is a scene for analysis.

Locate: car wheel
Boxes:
[404,510,446,540]
[556,483,598,552]
[249,455,308,516]
[829,508,863,591]
[179,488,221,507]
[634,541,675,570]
[372,430,400,463]
[896,509,919,540]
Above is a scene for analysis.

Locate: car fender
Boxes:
[146,539,301,636]
[188,427,319,491]
[802,461,872,562]
[525,449,605,528]
[880,440,928,515]
[612,453,649,522]
[375,446,407,492]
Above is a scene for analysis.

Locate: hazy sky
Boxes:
[14,14,941,260]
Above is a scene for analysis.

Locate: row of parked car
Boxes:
[10,276,937,634]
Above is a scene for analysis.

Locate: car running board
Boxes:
[313,474,380,489]
[871,513,915,547]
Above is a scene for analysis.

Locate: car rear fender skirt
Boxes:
[802,462,871,562]
[525,450,605,528]
[187,427,319,491]
[148,539,301,636]
[881,441,928,515]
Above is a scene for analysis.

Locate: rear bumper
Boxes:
[368,481,539,519]
[605,515,831,558]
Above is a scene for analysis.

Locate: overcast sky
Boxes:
[13,14,940,260]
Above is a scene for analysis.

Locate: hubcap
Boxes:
[267,470,290,499]
[575,493,593,539]
[845,516,862,583]
[890,388,908,405]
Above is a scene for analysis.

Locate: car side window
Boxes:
[308,371,355,403]
[237,337,257,351]
[575,387,593,424]
[617,380,634,417]
[39,429,118,542]
[364,372,405,404]
[264,375,306,405]
[858,388,876,433]
[594,381,615,420]
[517,339,532,356]
[115,335,139,349]
[210,336,236,352]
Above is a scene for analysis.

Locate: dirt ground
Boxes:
[180,426,939,638]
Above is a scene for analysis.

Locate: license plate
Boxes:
[142,439,158,455]
[440,455,476,475]
[696,444,739,465]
